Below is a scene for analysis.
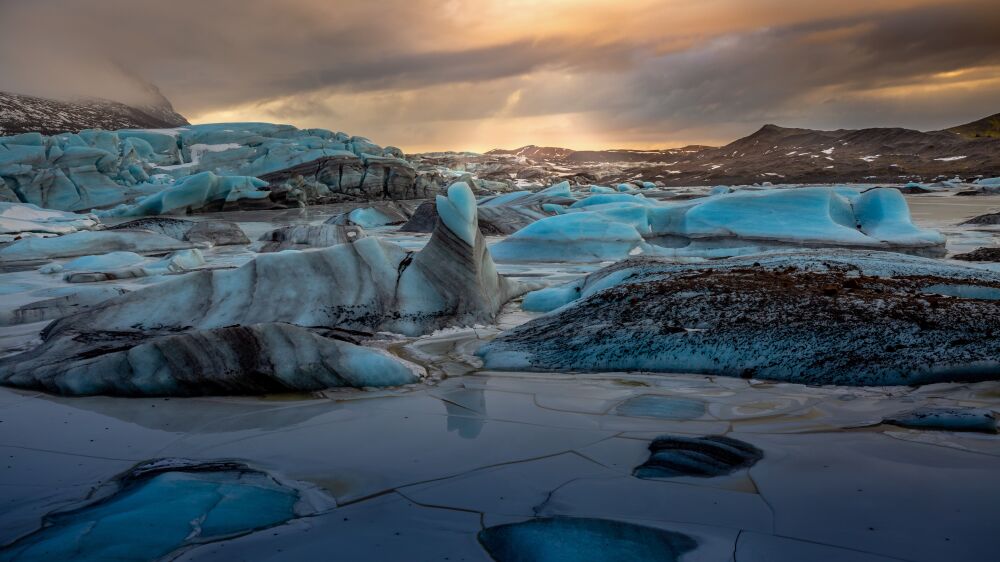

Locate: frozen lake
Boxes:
[1,188,999,561]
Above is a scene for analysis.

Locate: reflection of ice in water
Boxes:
[439,387,487,439]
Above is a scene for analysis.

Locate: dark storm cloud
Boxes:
[0,0,998,149]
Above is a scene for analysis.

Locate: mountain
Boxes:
[0,90,189,136]
[946,112,1000,139]
[481,114,1000,185]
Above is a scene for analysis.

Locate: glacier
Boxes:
[0,123,432,213]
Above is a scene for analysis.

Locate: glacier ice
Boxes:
[0,229,194,266]
[258,224,366,252]
[490,211,646,263]
[883,407,998,433]
[0,202,97,237]
[478,517,697,562]
[491,186,944,263]
[0,123,430,213]
[0,183,523,395]
[480,249,1000,386]
[633,435,763,479]
[96,172,269,217]
[0,459,299,562]
[1,322,424,396]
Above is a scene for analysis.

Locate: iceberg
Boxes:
[1,322,424,396]
[480,250,1000,386]
[0,202,98,237]
[0,183,524,395]
[492,186,944,263]
[0,229,194,267]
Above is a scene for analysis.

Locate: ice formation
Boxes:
[0,183,523,395]
[0,202,97,237]
[258,224,366,252]
[490,187,944,263]
[0,123,428,212]
[400,180,566,236]
[108,217,250,246]
[0,459,299,562]
[1,323,424,396]
[883,407,998,433]
[633,435,764,479]
[480,250,1000,385]
[0,229,194,266]
[478,518,697,562]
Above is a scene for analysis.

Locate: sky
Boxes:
[1,0,999,152]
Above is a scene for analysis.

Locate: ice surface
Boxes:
[478,517,698,562]
[96,171,269,217]
[0,229,193,265]
[481,249,1000,385]
[884,407,998,433]
[0,460,298,562]
[490,211,645,262]
[0,123,425,212]
[633,435,763,479]
[494,186,943,263]
[1,322,424,396]
[436,182,479,246]
[0,202,98,236]
[42,251,144,274]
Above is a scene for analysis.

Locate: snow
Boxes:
[860,155,880,162]
[934,156,967,162]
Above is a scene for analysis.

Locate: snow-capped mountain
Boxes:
[0,90,189,136]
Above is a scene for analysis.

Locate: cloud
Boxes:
[0,0,997,150]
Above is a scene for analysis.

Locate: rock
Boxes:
[478,517,697,562]
[952,247,1000,262]
[398,201,438,233]
[0,322,424,396]
[480,250,1000,386]
[961,212,1000,226]
[633,435,763,479]
[258,224,366,252]
[884,407,998,433]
